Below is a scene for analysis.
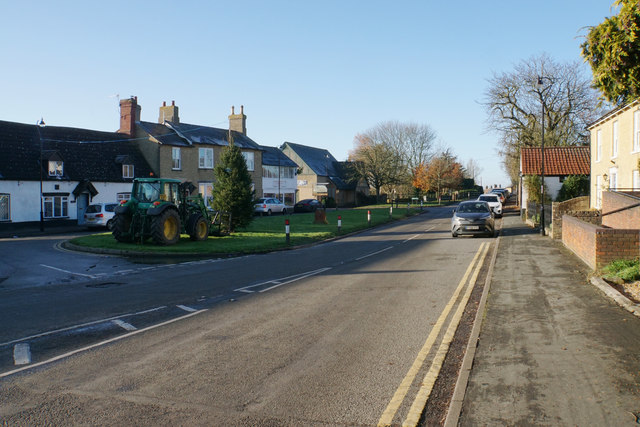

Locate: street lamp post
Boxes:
[536,77,546,236]
[37,118,46,232]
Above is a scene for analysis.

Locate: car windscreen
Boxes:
[457,203,490,213]
[479,196,498,202]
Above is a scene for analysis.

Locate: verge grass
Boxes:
[69,207,421,255]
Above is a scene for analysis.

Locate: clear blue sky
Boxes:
[1,1,616,188]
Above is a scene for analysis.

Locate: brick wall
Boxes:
[562,215,640,270]
[602,191,640,229]
[551,196,600,240]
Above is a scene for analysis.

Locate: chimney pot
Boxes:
[172,100,175,106]
[163,101,166,107]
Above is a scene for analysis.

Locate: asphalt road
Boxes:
[0,207,495,425]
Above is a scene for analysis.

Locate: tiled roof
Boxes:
[0,120,153,182]
[520,146,590,176]
[282,142,339,176]
[260,145,298,168]
[139,121,262,150]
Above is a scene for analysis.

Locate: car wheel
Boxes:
[451,232,458,238]
[267,209,272,216]
[282,208,287,215]
[106,219,114,231]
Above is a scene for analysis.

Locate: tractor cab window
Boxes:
[136,182,161,203]
[164,182,179,204]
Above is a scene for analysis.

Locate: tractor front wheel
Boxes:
[188,213,209,241]
[112,213,133,242]
[151,209,181,245]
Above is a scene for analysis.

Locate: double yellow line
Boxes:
[378,242,491,427]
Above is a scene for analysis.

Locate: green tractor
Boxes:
[112,178,223,245]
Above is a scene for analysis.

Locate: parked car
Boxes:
[451,201,496,238]
[293,199,324,213]
[477,194,503,217]
[490,188,509,201]
[84,202,118,230]
[254,197,288,215]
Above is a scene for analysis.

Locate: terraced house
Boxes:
[118,97,263,208]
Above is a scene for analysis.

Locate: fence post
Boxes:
[338,215,342,233]
[367,210,371,227]
[285,219,290,244]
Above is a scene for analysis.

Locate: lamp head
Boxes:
[37,118,45,128]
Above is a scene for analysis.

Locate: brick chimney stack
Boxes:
[158,100,179,124]
[118,96,141,136]
[228,105,247,135]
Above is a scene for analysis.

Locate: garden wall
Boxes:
[551,196,600,240]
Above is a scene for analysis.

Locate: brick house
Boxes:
[118,98,263,208]
[0,119,152,226]
[519,146,590,208]
[587,99,640,209]
[280,142,369,207]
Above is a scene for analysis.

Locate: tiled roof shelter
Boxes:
[521,146,590,176]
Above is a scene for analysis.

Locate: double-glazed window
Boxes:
[123,164,134,178]
[242,152,255,171]
[595,129,602,162]
[44,195,68,218]
[172,147,181,170]
[199,182,214,208]
[199,148,213,169]
[634,110,640,153]
[262,165,296,178]
[0,194,9,221]
[612,121,619,158]
[48,160,63,177]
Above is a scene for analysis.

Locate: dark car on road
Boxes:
[294,199,323,213]
[451,201,496,238]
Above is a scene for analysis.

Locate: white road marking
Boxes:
[355,246,394,261]
[0,306,167,347]
[402,234,420,243]
[13,343,31,365]
[40,264,97,279]
[235,268,332,294]
[0,310,208,379]
[112,319,137,331]
[177,305,197,312]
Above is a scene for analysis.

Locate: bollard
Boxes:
[367,210,371,227]
[389,206,393,219]
[285,219,290,244]
[420,200,423,211]
[338,215,342,233]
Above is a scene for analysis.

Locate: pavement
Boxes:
[453,213,640,426]
[0,222,91,239]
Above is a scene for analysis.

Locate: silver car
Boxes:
[254,197,287,215]
[451,201,496,238]
[84,203,118,230]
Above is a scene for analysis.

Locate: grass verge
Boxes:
[68,206,424,255]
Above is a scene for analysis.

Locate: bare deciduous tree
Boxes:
[483,54,603,184]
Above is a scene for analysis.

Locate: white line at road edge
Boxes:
[0,306,167,347]
[177,305,198,313]
[13,343,31,365]
[112,319,137,331]
[0,310,207,379]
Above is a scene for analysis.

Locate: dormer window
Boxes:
[123,164,134,178]
[48,160,63,177]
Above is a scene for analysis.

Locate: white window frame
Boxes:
[634,170,640,190]
[172,147,181,170]
[199,148,214,169]
[612,121,618,158]
[596,129,602,162]
[634,110,640,153]
[43,195,68,218]
[596,175,603,209]
[609,167,618,190]
[48,160,63,177]
[122,164,134,178]
[0,193,9,221]
[199,182,214,208]
[242,151,255,171]
[117,192,131,202]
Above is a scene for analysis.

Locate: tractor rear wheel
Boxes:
[151,209,181,245]
[188,213,209,241]
[112,213,133,242]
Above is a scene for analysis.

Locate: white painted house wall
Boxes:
[0,180,132,223]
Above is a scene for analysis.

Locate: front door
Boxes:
[77,193,88,225]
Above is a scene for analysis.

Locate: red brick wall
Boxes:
[602,191,640,229]
[562,215,597,268]
[563,215,640,270]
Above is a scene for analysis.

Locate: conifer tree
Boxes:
[212,135,255,231]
